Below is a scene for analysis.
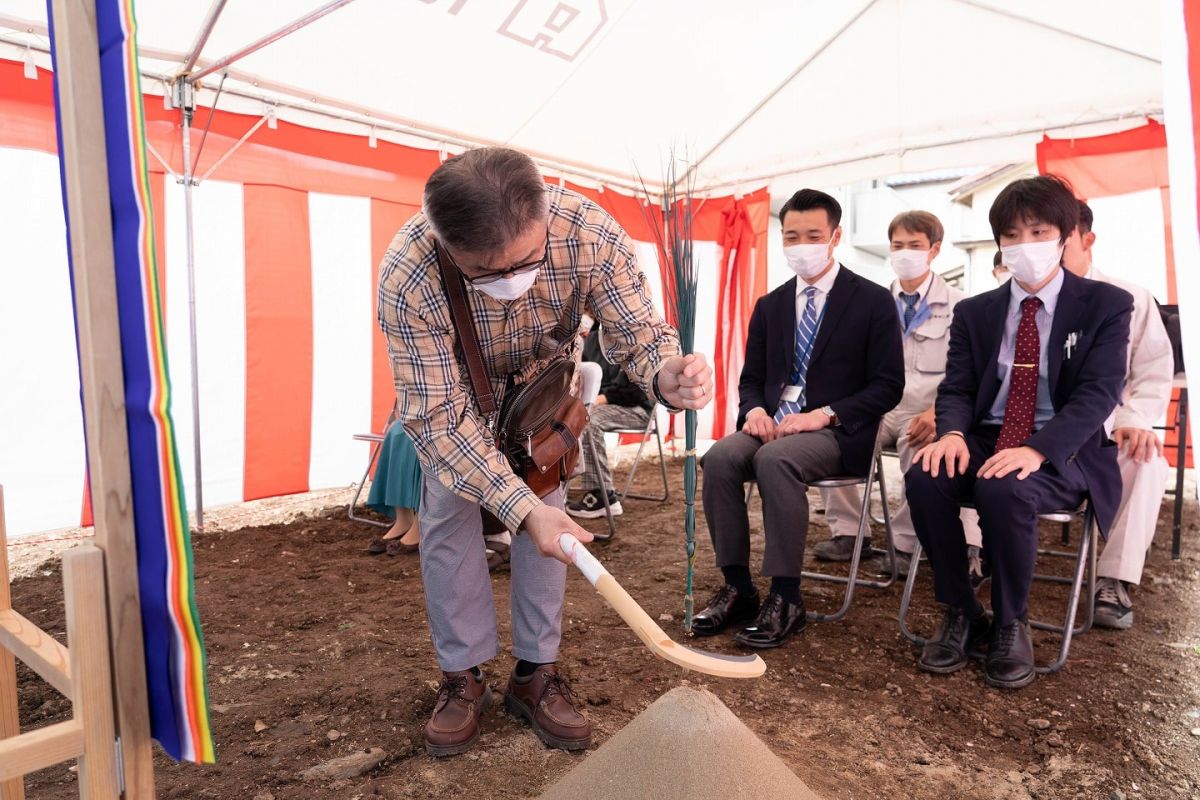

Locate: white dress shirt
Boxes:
[984,266,1065,429]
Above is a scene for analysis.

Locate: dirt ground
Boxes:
[12,457,1200,799]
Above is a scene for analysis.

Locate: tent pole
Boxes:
[177,78,206,531]
[181,0,228,75]
[190,0,357,82]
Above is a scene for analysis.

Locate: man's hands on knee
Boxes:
[522,503,594,564]
[743,408,778,442]
[1114,427,1163,464]
[978,445,1045,480]
[777,411,829,436]
[915,433,970,478]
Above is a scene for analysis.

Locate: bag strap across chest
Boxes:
[435,241,498,419]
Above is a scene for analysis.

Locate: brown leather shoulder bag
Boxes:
[435,242,587,498]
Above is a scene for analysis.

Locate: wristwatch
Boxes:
[819,405,838,426]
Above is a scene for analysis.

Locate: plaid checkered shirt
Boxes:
[377,185,680,531]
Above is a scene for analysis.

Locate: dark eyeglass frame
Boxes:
[448,238,550,286]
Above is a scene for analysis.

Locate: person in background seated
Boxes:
[992,250,1010,285]
[365,420,514,571]
[694,188,903,649]
[1062,200,1174,629]
[906,175,1131,689]
[567,322,654,518]
[365,421,422,556]
[818,211,980,576]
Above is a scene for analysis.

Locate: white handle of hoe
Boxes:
[558,533,608,586]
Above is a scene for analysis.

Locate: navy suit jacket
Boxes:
[737,266,904,476]
[935,268,1133,534]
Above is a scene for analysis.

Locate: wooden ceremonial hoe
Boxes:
[559,534,766,679]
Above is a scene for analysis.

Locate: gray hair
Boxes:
[423,147,549,254]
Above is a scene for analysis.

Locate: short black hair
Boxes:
[779,188,842,229]
[993,250,1004,268]
[423,147,549,253]
[988,175,1079,245]
[1077,199,1094,235]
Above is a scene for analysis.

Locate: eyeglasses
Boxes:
[449,239,550,286]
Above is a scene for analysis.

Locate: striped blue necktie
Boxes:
[900,292,920,331]
[775,285,819,422]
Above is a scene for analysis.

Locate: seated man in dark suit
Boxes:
[906,175,1132,689]
[694,189,904,649]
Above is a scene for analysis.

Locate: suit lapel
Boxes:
[977,286,1010,414]
[1048,268,1084,396]
[807,266,854,366]
[775,277,797,377]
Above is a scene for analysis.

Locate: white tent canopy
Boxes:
[0,0,1163,192]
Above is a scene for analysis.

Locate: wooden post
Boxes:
[0,487,24,800]
[64,546,120,799]
[48,0,156,795]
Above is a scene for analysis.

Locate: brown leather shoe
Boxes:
[503,664,591,751]
[424,669,492,757]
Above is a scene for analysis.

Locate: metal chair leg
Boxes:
[1035,508,1095,674]
[1172,387,1188,560]
[804,452,896,622]
[621,410,670,503]
[583,425,617,542]
[898,540,926,646]
[348,441,389,528]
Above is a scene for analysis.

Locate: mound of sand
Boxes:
[539,686,823,800]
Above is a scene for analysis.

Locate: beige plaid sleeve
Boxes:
[586,214,680,390]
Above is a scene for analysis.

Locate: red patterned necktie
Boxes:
[995,296,1043,452]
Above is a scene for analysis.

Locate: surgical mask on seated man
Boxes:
[888,249,929,281]
[783,243,833,279]
[1000,241,1062,285]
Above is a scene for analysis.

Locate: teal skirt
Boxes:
[365,423,423,516]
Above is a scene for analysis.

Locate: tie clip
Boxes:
[1013,362,1037,368]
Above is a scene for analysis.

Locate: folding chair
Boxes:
[745,441,898,623]
[898,500,1098,674]
[348,408,397,528]
[618,404,670,503]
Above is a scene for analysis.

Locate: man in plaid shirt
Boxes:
[378,147,712,757]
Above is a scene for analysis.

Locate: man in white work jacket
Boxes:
[817,211,981,576]
[1062,200,1174,629]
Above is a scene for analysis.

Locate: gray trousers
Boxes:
[419,476,566,672]
[701,429,843,578]
[579,404,652,493]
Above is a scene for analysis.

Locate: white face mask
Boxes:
[473,268,539,302]
[888,249,929,281]
[1000,241,1062,286]
[783,243,832,280]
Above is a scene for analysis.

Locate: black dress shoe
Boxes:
[918,606,992,674]
[733,592,806,649]
[984,620,1035,689]
[692,585,760,637]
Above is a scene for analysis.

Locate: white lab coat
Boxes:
[1091,267,1175,584]
[824,273,981,551]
